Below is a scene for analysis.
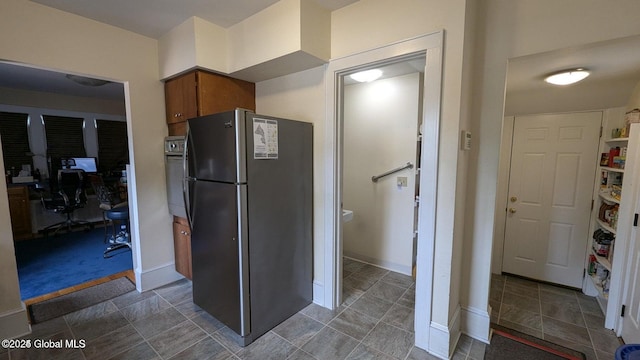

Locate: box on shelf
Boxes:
[12,176,33,183]
[625,108,640,124]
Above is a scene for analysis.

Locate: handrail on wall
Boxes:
[371,162,414,182]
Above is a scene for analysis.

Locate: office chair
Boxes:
[87,174,131,258]
[41,169,93,236]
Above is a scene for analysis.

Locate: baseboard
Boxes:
[343,252,412,276]
[135,261,184,292]
[461,305,491,343]
[428,305,461,359]
[0,303,30,339]
[313,280,324,306]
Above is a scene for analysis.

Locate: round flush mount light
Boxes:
[544,68,590,86]
[350,69,383,83]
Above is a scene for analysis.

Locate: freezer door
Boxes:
[187,109,248,183]
[190,180,250,336]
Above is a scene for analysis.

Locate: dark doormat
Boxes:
[486,324,586,360]
[28,277,136,324]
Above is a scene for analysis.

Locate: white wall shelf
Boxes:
[596,218,617,234]
[605,137,629,144]
[598,192,620,205]
[590,248,612,271]
[601,166,625,173]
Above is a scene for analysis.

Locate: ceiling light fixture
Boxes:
[65,74,111,87]
[544,68,590,86]
[350,69,383,83]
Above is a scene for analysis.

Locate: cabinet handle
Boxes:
[509,208,517,214]
[180,230,189,236]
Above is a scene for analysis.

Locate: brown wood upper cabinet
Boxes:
[165,70,255,279]
[165,70,255,136]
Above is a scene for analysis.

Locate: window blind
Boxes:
[43,115,86,160]
[0,111,32,174]
[97,119,128,173]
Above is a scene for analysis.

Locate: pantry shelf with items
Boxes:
[584,107,640,329]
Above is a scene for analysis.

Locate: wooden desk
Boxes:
[8,185,31,240]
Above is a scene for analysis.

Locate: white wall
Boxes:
[255,65,327,303]
[0,0,178,338]
[158,0,330,81]
[466,0,640,341]
[342,73,420,275]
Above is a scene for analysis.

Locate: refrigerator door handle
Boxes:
[182,129,194,228]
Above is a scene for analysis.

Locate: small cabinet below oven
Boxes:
[173,216,192,279]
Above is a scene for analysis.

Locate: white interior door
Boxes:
[502,112,601,287]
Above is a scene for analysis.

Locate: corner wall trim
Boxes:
[461,305,491,343]
[0,303,30,339]
[135,261,183,292]
[428,305,462,359]
[312,280,324,306]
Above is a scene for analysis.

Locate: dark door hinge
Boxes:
[634,214,638,227]
[621,304,626,317]
[600,126,603,138]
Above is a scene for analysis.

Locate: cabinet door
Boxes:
[173,217,192,279]
[165,72,198,124]
[167,121,188,137]
[8,186,31,240]
[197,71,255,116]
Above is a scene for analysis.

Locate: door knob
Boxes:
[509,208,517,214]
[510,196,518,202]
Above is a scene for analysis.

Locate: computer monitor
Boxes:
[63,157,98,173]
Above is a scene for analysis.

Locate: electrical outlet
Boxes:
[397,176,408,187]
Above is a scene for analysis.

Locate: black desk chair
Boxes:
[41,169,93,236]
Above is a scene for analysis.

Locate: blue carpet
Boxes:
[15,228,133,300]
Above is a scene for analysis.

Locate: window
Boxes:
[0,111,32,174]
[43,115,86,159]
[96,119,128,174]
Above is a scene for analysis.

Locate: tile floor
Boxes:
[490,272,623,360]
[8,259,619,360]
[2,258,486,360]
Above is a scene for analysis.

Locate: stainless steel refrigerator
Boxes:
[184,108,313,346]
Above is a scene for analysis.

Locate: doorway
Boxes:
[0,62,134,302]
[342,63,423,275]
[324,31,443,350]
[502,112,601,288]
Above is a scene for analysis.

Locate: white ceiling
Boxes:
[30,0,358,39]
[0,62,125,100]
[2,2,640,113]
[505,35,640,115]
